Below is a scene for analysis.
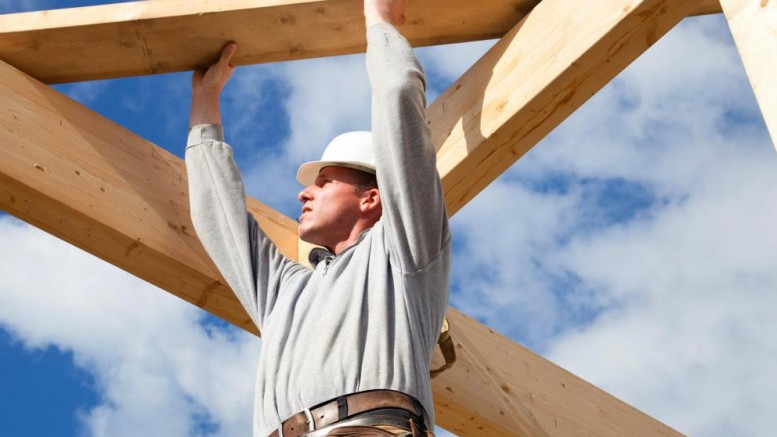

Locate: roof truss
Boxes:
[2,0,774,435]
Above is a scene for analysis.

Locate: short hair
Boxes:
[350,169,378,191]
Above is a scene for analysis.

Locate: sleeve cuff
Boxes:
[367,22,401,42]
[187,124,224,148]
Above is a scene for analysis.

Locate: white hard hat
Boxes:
[296,131,376,186]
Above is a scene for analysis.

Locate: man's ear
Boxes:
[360,188,381,213]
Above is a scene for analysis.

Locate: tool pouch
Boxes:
[430,317,456,378]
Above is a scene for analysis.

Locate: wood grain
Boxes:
[0,0,537,84]
[0,57,300,336]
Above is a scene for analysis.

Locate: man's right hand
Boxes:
[189,42,237,128]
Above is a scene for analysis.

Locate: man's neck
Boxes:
[331,223,373,255]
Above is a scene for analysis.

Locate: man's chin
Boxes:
[298,228,321,246]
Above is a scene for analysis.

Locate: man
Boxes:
[186,0,450,435]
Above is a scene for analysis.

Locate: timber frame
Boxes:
[1,1,774,436]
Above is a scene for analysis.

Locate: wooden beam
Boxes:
[720,0,777,151]
[0,0,538,84]
[432,309,682,436]
[0,0,722,85]
[428,0,702,215]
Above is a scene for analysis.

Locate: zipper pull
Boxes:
[321,256,334,276]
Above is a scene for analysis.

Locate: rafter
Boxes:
[429,0,702,215]
[0,56,291,335]
[720,0,777,151]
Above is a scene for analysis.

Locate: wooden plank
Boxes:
[428,0,702,215]
[0,57,303,336]
[431,308,683,436]
[720,0,777,151]
[0,0,721,85]
[0,0,538,84]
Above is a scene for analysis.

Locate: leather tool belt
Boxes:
[268,390,429,437]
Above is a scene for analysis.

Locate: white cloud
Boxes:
[280,55,372,163]
[218,54,373,217]
[0,216,259,436]
[546,154,777,435]
[52,81,111,106]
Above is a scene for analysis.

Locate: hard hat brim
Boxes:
[296,161,376,186]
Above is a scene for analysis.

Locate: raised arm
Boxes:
[189,42,236,127]
[186,44,306,330]
[365,0,450,272]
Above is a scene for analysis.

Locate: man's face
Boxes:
[297,166,369,250]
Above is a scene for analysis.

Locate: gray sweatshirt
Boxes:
[186,23,450,437]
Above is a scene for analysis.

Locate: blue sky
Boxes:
[2,2,777,437]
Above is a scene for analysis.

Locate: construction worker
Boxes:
[186,0,450,435]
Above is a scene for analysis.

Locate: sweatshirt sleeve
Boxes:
[366,24,451,273]
[185,124,308,331]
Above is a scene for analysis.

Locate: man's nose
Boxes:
[298,186,313,203]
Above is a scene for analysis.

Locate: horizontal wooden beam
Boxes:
[0,0,538,84]
[428,0,702,216]
[720,0,777,151]
[0,0,722,85]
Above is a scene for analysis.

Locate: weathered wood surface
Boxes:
[720,0,777,151]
